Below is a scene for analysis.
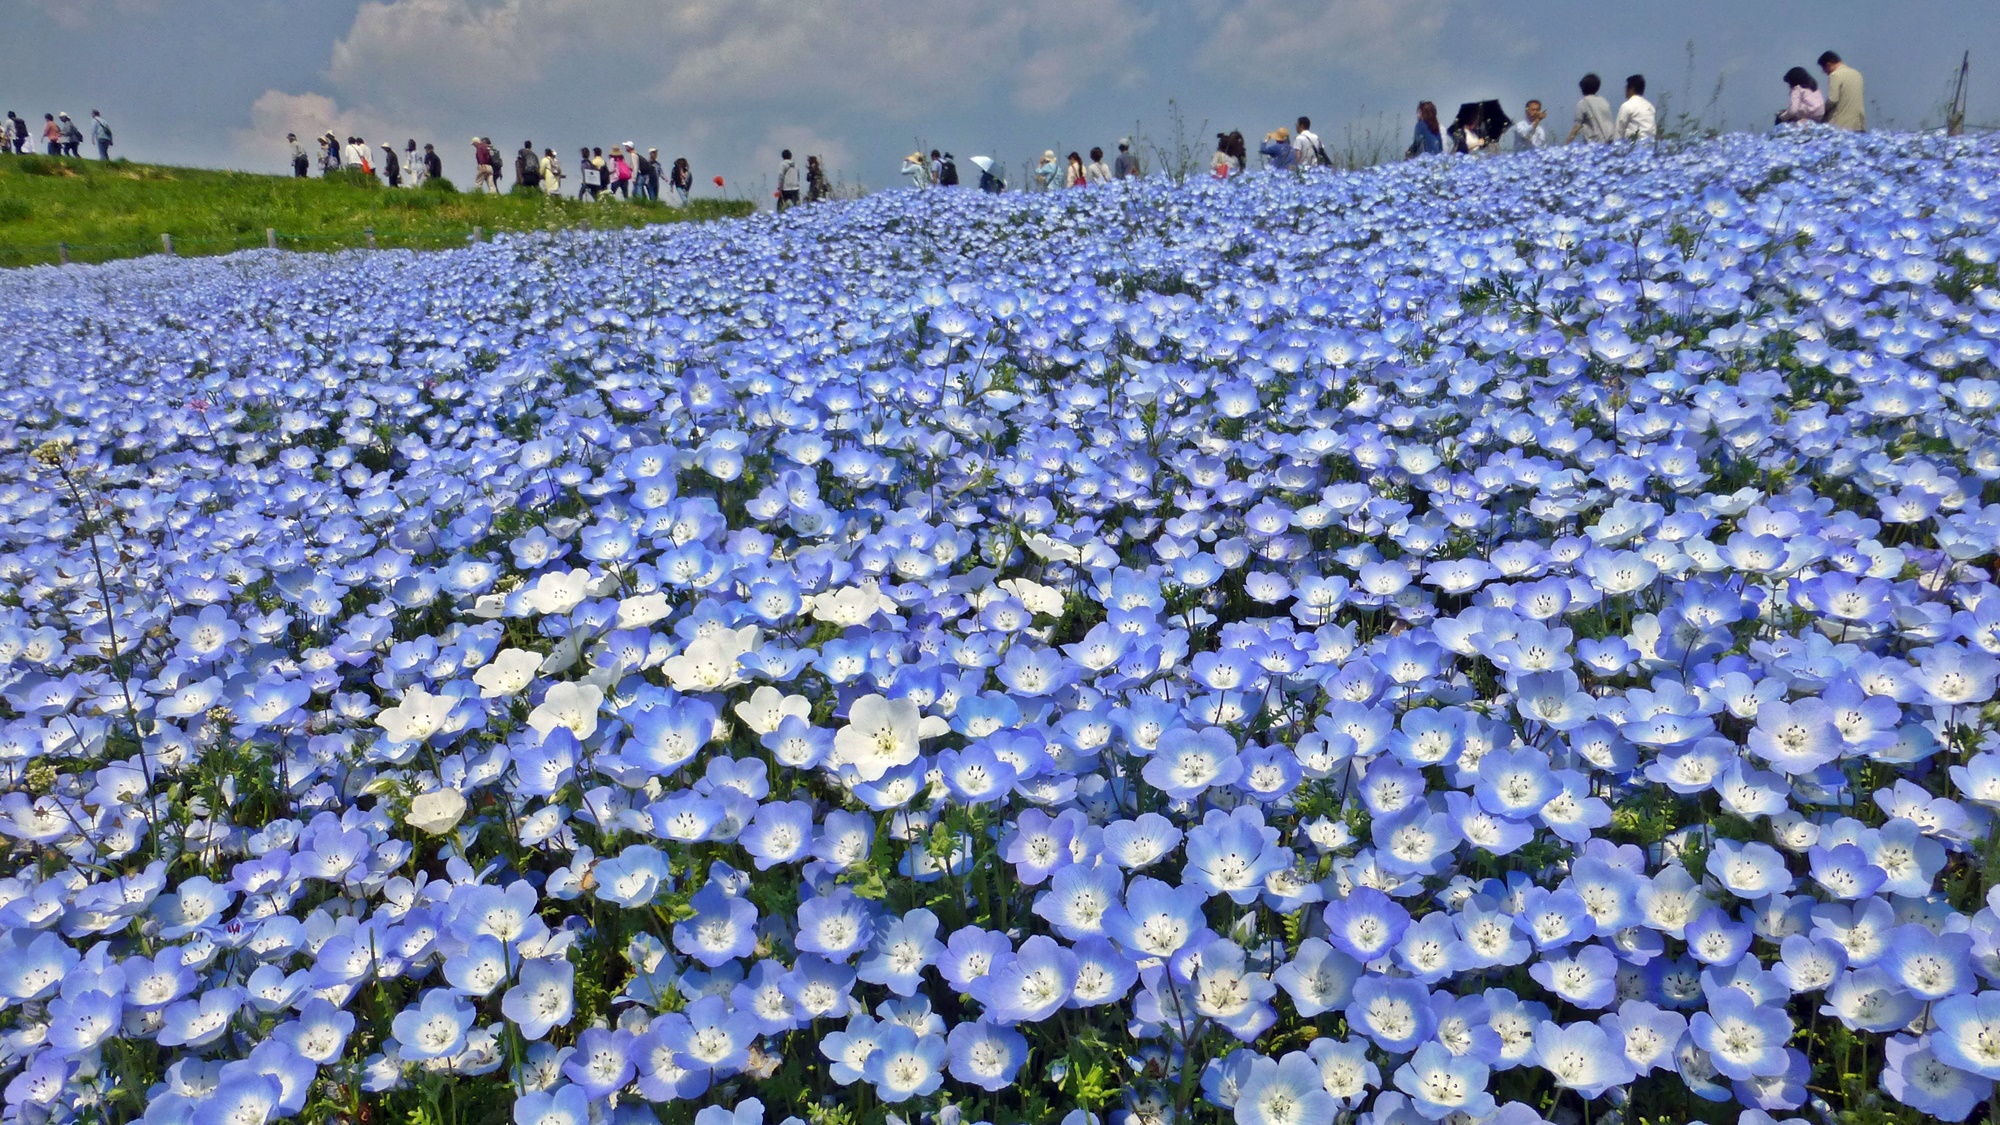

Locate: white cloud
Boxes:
[231,90,416,170]
[321,0,1151,119]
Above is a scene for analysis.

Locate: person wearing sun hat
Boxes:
[1034,150,1058,191]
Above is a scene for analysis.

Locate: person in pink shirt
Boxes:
[1776,67,1827,125]
[609,147,633,199]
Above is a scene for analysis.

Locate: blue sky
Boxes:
[2,0,1993,200]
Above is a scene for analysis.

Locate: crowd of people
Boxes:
[1395,53,1864,163]
[6,49,1871,214]
[281,130,702,204]
[892,50,1869,197]
[0,110,113,159]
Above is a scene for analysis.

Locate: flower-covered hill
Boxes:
[3,130,2000,1125]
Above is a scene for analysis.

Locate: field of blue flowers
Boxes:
[3,127,2000,1125]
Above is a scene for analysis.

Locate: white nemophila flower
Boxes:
[472,647,544,697]
[526,681,604,740]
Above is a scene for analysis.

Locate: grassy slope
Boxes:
[0,155,753,267]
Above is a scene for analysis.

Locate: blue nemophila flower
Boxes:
[1394,1041,1494,1120]
[976,935,1076,1023]
[1272,938,1361,1017]
[1106,876,1212,960]
[862,1024,947,1102]
[1192,938,1279,1041]
[1929,992,2000,1078]
[946,1018,1029,1091]
[1346,976,1437,1054]
[1879,925,1975,1000]
[1530,943,1620,1009]
[857,908,943,996]
[1233,1049,1336,1125]
[1821,967,1924,1033]
[1883,1035,1993,1122]
[1184,806,1290,904]
[674,881,759,967]
[1034,862,1124,940]
[939,927,1013,993]
[795,888,875,961]
[1144,726,1243,800]
[1532,1020,1633,1098]
[1690,991,1793,1081]
[1707,839,1794,900]
[502,958,575,1041]
[1323,887,1411,963]
[394,987,478,1061]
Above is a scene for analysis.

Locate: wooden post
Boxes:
[57,243,70,265]
[365,227,376,250]
[266,228,277,250]
[161,233,174,256]
[471,225,483,243]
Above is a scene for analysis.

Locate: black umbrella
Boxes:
[1457,100,1514,140]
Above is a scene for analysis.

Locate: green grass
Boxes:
[0,154,753,267]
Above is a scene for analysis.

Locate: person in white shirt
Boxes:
[1084,146,1112,184]
[1292,116,1326,168]
[1513,100,1548,150]
[1615,74,1657,142]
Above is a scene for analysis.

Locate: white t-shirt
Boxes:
[1293,129,1323,166]
[1616,96,1657,141]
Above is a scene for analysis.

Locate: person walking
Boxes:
[1776,67,1826,125]
[1113,140,1140,179]
[938,152,959,186]
[1566,74,1615,143]
[1293,116,1327,167]
[515,140,538,191]
[319,133,340,173]
[636,148,658,200]
[288,133,309,177]
[89,111,112,160]
[806,155,830,202]
[1820,51,1865,131]
[609,145,633,198]
[59,113,81,156]
[422,143,442,184]
[404,139,422,186]
[5,113,23,154]
[1085,147,1111,184]
[670,157,691,204]
[380,142,401,187]
[1064,150,1087,187]
[1033,150,1058,191]
[42,114,62,155]
[471,137,495,193]
[1614,74,1656,141]
[1405,103,1442,157]
[539,148,563,196]
[577,147,598,199]
[777,149,801,210]
[1513,100,1548,150]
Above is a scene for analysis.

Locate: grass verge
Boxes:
[0,155,752,267]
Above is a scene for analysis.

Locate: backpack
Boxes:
[939,158,958,186]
